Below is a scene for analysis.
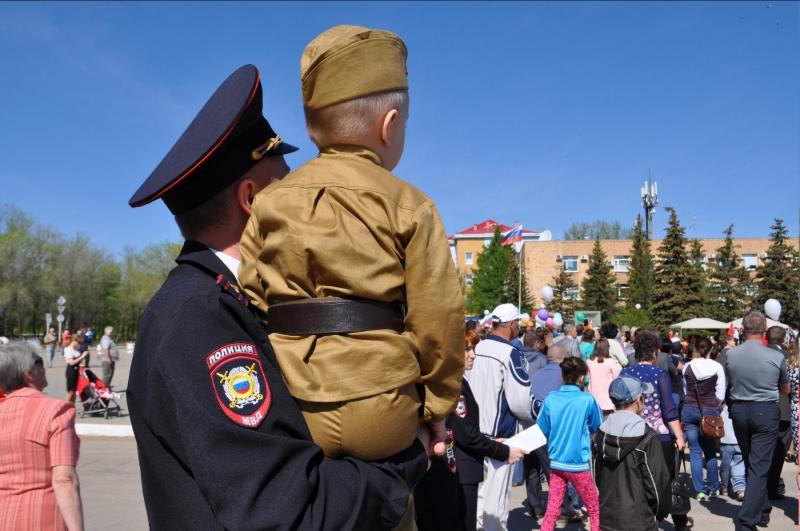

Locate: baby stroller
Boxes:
[76,367,123,418]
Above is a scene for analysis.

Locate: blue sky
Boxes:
[1,1,797,253]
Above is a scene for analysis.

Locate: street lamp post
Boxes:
[56,296,66,353]
[640,173,659,240]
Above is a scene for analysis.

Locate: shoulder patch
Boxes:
[455,395,468,418]
[207,342,270,428]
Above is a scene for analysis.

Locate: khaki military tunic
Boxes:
[240,145,464,424]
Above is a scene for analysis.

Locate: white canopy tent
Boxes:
[729,317,789,330]
[669,318,730,330]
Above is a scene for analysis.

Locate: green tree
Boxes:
[614,306,653,328]
[627,215,655,311]
[564,220,633,240]
[117,242,183,339]
[651,208,707,328]
[708,225,751,321]
[756,218,800,327]
[550,269,577,320]
[581,238,617,321]
[467,226,533,314]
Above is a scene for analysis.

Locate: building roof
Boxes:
[452,219,543,238]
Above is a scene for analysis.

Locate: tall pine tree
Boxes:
[708,225,751,321]
[550,269,578,320]
[688,238,711,317]
[467,226,533,314]
[651,208,707,328]
[581,238,617,321]
[627,215,655,311]
[756,218,800,327]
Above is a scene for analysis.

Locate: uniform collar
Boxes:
[210,248,241,282]
[559,384,582,392]
[319,144,383,167]
[175,240,236,284]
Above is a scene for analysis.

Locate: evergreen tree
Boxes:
[688,238,711,317]
[651,208,707,328]
[550,269,577,320]
[467,226,533,314]
[756,218,800,327]
[581,238,617,321]
[627,215,655,311]
[708,225,751,321]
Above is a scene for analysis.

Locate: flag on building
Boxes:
[502,224,524,254]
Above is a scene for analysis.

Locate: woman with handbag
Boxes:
[681,337,726,500]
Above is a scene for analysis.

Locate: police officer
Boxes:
[127,65,428,530]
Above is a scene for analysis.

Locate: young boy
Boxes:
[593,376,671,531]
[239,25,464,460]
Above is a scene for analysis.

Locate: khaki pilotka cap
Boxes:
[301,25,408,111]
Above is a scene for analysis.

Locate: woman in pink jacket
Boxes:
[587,339,622,417]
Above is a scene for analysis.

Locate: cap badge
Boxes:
[251,135,283,160]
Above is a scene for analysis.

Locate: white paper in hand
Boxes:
[505,424,547,452]
[490,425,548,469]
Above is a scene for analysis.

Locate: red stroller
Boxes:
[76,367,123,419]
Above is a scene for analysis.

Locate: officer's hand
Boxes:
[506,445,527,465]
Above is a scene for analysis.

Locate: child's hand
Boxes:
[427,419,448,457]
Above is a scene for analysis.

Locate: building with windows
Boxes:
[522,238,793,307]
[450,219,795,307]
[448,220,552,287]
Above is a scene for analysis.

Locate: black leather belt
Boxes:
[265,297,405,336]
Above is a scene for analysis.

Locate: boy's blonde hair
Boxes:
[305,89,408,149]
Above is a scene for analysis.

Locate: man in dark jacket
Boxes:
[594,376,672,531]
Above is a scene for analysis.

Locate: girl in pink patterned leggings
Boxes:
[536,357,602,531]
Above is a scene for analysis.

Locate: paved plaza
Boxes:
[41,349,799,530]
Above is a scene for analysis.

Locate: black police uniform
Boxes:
[414,378,509,531]
[126,65,427,530]
[127,241,426,530]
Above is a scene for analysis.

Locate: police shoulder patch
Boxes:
[206,342,271,428]
[455,395,467,418]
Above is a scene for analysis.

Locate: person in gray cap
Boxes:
[594,376,671,531]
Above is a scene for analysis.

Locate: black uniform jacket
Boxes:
[449,378,509,485]
[127,241,427,531]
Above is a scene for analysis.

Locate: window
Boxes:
[465,251,473,265]
[563,256,579,272]
[616,284,629,300]
[465,273,474,286]
[613,256,630,272]
[565,286,580,301]
[742,254,757,270]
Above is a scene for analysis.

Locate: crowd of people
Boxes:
[418,306,799,531]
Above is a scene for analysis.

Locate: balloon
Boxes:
[541,285,554,303]
[537,308,549,321]
[576,311,586,322]
[553,313,564,328]
[545,317,554,329]
[764,299,781,321]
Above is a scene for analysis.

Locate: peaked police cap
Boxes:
[129,65,298,215]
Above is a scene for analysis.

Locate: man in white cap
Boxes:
[467,303,533,531]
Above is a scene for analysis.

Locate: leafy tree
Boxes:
[708,225,751,321]
[627,215,655,311]
[467,226,533,314]
[651,208,707,329]
[581,238,617,321]
[756,218,800,327]
[688,238,711,317]
[614,306,653,328]
[550,269,577,320]
[564,220,633,240]
[0,204,179,339]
